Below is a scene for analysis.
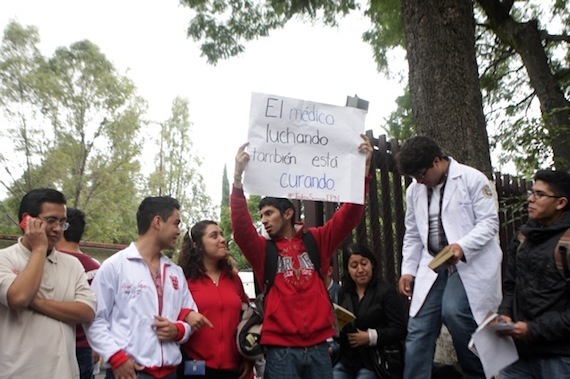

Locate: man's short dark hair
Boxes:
[258,197,296,226]
[534,170,570,210]
[18,188,67,222]
[136,196,180,235]
[64,208,86,243]
[396,136,446,176]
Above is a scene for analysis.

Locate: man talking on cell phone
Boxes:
[0,188,96,379]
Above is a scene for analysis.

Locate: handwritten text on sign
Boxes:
[243,93,367,204]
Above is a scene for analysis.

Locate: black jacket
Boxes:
[498,211,570,357]
[337,281,407,373]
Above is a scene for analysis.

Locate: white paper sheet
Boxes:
[468,312,519,379]
[245,93,367,204]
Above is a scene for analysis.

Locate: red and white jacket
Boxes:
[85,243,197,377]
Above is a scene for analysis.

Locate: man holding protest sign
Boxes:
[230,132,372,379]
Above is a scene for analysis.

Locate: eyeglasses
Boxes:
[527,190,563,200]
[412,167,430,181]
[40,217,70,231]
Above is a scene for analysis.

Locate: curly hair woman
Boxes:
[177,220,252,379]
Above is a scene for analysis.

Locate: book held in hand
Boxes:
[333,303,356,329]
[428,245,454,272]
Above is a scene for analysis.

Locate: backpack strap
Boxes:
[517,228,570,281]
[555,228,570,281]
[263,231,321,294]
[302,232,323,280]
[263,239,279,294]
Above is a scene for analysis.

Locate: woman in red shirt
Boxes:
[177,220,253,379]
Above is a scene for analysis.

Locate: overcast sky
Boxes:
[0,0,405,205]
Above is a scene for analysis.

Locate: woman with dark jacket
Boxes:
[333,243,407,379]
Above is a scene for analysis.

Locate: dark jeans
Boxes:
[404,271,484,379]
[264,342,333,379]
[500,356,570,379]
[76,347,94,379]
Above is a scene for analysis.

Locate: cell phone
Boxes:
[19,215,31,230]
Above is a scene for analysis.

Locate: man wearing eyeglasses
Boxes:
[496,170,570,379]
[0,188,96,379]
[396,136,502,379]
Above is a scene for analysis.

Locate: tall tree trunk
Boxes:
[477,0,570,171]
[402,0,493,177]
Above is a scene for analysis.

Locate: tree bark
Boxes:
[402,0,493,177]
[477,0,570,171]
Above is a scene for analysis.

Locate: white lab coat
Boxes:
[401,158,502,325]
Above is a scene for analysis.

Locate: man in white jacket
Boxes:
[396,136,502,379]
[85,196,198,379]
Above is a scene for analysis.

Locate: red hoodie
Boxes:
[230,177,369,347]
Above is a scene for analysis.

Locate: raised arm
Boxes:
[359,133,373,175]
[233,142,249,190]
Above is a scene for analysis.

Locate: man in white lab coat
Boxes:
[396,136,502,379]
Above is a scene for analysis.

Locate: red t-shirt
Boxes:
[59,250,100,348]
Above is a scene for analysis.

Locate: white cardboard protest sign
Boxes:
[243,93,367,204]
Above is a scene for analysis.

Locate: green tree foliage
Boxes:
[362,0,405,75]
[382,89,414,142]
[0,22,51,198]
[180,0,358,64]
[42,40,145,243]
[179,0,493,174]
[218,167,262,270]
[475,0,570,173]
[180,0,570,173]
[228,193,261,270]
[219,167,230,231]
[146,96,215,229]
[219,166,243,269]
[221,164,230,208]
[0,21,145,243]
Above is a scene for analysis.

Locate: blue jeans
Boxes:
[333,361,377,379]
[500,356,570,379]
[76,347,94,379]
[404,271,484,379]
[264,342,333,379]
